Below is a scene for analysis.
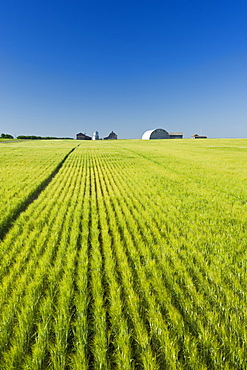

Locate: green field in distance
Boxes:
[0,138,246,369]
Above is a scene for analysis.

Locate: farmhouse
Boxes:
[76,132,92,140]
[191,134,207,139]
[104,131,117,140]
[142,128,183,140]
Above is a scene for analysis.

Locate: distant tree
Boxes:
[16,135,74,140]
[17,135,41,139]
[1,133,14,139]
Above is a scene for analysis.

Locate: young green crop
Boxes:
[0,140,77,239]
[0,139,247,369]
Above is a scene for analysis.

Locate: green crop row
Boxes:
[0,140,77,238]
[88,143,247,369]
[0,139,246,369]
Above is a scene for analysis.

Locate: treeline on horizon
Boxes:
[17,135,74,140]
[1,133,14,139]
[1,133,73,140]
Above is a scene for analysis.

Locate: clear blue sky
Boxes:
[1,0,247,139]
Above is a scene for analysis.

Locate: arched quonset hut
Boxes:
[142,128,170,140]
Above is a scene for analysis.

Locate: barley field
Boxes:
[0,138,247,369]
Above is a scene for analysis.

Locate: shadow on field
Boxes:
[0,145,79,241]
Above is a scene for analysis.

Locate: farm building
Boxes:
[92,131,100,140]
[104,131,117,140]
[169,132,183,139]
[191,134,207,139]
[142,128,170,140]
[76,133,92,140]
[142,128,183,140]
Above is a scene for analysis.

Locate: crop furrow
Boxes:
[0,146,78,241]
[92,146,245,368]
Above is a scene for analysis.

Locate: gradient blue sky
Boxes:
[1,0,247,139]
